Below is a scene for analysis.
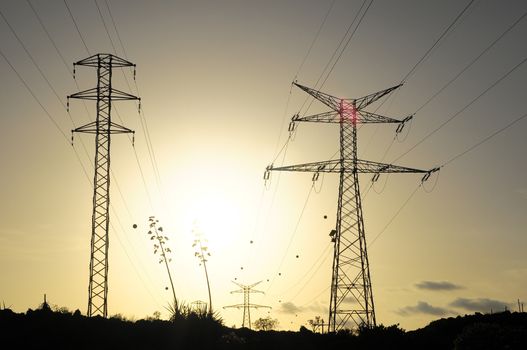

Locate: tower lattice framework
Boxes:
[224,281,271,329]
[266,82,435,332]
[68,54,139,317]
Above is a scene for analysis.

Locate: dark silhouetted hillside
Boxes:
[1,307,526,349]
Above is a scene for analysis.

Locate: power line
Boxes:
[0,49,146,308]
[401,0,476,84]
[260,2,340,282]
[93,0,118,54]
[28,0,92,125]
[369,183,422,247]
[368,109,527,248]
[89,3,160,210]
[19,0,139,231]
[132,145,155,211]
[392,55,527,163]
[26,0,144,228]
[0,45,110,293]
[108,208,164,308]
[0,8,68,113]
[63,0,90,55]
[270,1,336,181]
[367,116,527,249]
[104,0,128,58]
[98,0,164,198]
[370,5,524,168]
[294,0,336,80]
[285,244,332,302]
[265,183,314,296]
[63,0,159,214]
[0,47,69,142]
[299,0,371,115]
[26,0,95,172]
[372,0,476,115]
[363,1,477,164]
[26,0,70,74]
[316,0,374,93]
[310,0,370,91]
[441,111,527,167]
[136,107,164,195]
[10,1,140,235]
[301,284,329,308]
[414,9,527,114]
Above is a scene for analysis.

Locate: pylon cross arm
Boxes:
[352,84,402,110]
[68,88,139,101]
[231,280,262,289]
[73,121,134,134]
[267,159,429,174]
[293,82,403,111]
[75,53,135,68]
[292,110,406,124]
[110,88,140,101]
[248,304,272,309]
[68,88,98,100]
[230,289,245,294]
[293,82,341,111]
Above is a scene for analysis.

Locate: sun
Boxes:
[183,193,245,257]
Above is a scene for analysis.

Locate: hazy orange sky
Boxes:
[1,0,526,331]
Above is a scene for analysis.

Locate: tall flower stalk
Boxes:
[147,216,178,316]
[192,226,212,315]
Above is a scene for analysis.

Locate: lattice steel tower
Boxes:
[266,82,435,331]
[68,54,139,317]
[224,281,271,329]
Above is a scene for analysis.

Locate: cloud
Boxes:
[415,281,464,291]
[450,298,511,312]
[397,301,451,316]
[306,302,326,314]
[279,302,303,314]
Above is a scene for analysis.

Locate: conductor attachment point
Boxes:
[422,167,440,182]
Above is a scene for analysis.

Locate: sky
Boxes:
[1,0,526,331]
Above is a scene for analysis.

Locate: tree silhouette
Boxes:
[254,316,279,331]
[308,315,325,333]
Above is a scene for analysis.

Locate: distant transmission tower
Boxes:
[265,82,436,332]
[191,300,208,313]
[224,281,271,329]
[68,54,139,317]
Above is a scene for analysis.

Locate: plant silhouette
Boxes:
[145,216,178,316]
[192,223,213,315]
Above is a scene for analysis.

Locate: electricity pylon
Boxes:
[265,82,436,332]
[224,281,271,329]
[191,300,208,313]
[68,54,139,317]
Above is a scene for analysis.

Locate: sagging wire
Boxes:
[421,167,441,193]
[312,164,326,194]
[395,115,413,142]
[264,183,315,297]
[263,165,272,190]
[312,172,325,194]
[369,167,440,247]
[371,172,390,195]
[288,118,298,141]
